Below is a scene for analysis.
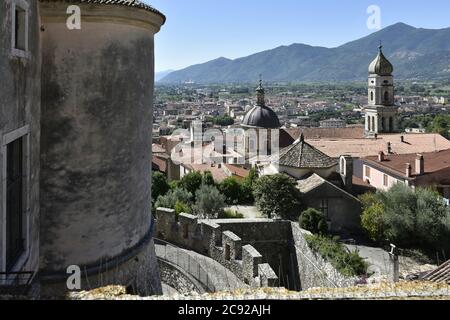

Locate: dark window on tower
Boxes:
[14,5,26,51]
[6,137,25,271]
[370,91,374,101]
[384,91,389,102]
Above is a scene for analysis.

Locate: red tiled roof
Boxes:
[308,133,450,158]
[152,155,166,173]
[183,164,229,183]
[224,164,250,179]
[284,127,365,140]
[364,148,450,178]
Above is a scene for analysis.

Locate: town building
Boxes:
[361,149,450,202]
[319,118,346,128]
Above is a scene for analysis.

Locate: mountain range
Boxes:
[159,23,450,84]
[155,70,175,82]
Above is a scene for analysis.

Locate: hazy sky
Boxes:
[145,0,450,72]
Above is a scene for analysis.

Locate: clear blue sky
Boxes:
[144,0,450,72]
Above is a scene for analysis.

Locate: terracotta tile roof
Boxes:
[224,164,250,179]
[152,155,166,173]
[284,127,365,140]
[183,164,229,183]
[296,174,360,201]
[363,148,450,178]
[277,137,337,169]
[308,133,450,158]
[422,260,450,284]
[39,0,166,22]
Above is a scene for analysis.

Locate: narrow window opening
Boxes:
[6,137,25,272]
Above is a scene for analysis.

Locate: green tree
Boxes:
[152,171,170,204]
[202,171,216,187]
[179,171,203,196]
[194,184,226,218]
[240,167,258,204]
[252,174,302,219]
[360,184,450,254]
[361,202,385,242]
[299,208,328,235]
[428,115,450,139]
[219,177,242,205]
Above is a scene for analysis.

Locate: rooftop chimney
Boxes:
[378,151,385,162]
[387,142,392,154]
[415,154,424,176]
[405,163,412,178]
[400,136,404,143]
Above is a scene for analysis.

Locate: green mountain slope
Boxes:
[160,23,450,83]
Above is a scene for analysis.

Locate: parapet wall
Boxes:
[290,223,359,289]
[155,208,278,288]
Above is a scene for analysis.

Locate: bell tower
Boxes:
[365,44,397,135]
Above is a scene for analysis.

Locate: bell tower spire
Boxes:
[365,45,397,136]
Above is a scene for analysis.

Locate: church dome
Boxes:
[242,105,281,129]
[242,80,280,129]
[368,45,393,76]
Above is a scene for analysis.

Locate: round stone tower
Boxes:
[38,0,165,296]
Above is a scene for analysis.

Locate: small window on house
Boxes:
[365,166,371,178]
[383,174,388,187]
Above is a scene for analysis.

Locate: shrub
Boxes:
[155,188,193,211]
[305,234,368,277]
[299,208,328,235]
[193,184,226,219]
[219,177,242,205]
[174,201,191,216]
[252,174,302,219]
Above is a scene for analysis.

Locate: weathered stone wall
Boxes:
[155,209,279,288]
[158,260,204,295]
[38,2,164,296]
[290,223,358,290]
[0,0,41,290]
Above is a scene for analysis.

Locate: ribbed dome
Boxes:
[242,80,280,129]
[368,46,393,76]
[242,106,281,129]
